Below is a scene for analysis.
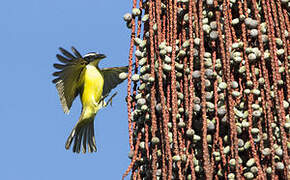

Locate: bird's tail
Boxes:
[65,112,97,153]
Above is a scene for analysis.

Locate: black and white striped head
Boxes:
[84,52,106,62]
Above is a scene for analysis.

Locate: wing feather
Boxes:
[56,54,71,64]
[71,46,82,58]
[52,47,87,113]
[59,47,75,59]
[101,66,128,96]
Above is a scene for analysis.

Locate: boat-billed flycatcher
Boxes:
[52,47,128,153]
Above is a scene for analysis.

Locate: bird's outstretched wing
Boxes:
[52,47,88,114]
[101,66,128,97]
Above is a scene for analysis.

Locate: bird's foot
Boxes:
[103,92,117,107]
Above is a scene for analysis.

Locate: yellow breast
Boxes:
[81,64,104,111]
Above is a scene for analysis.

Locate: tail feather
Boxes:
[82,127,88,153]
[73,128,83,153]
[87,122,97,152]
[65,116,97,153]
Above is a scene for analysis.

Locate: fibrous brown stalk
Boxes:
[124,0,290,179]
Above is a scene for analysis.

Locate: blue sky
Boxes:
[0,0,132,179]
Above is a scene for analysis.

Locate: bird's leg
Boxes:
[99,94,109,103]
[103,92,117,108]
[98,94,109,107]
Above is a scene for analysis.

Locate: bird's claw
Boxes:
[103,92,117,108]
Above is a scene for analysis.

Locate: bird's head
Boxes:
[84,52,106,67]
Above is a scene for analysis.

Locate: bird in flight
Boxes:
[52,47,128,153]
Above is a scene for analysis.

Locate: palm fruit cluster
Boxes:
[122,0,289,179]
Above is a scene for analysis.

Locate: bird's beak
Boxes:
[97,54,106,59]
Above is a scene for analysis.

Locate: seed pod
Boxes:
[206,22,216,32]
[135,93,142,100]
[139,141,145,149]
[206,0,214,6]
[175,63,184,71]
[162,64,172,72]
[205,91,213,100]
[262,34,269,42]
[160,49,167,56]
[210,31,218,40]
[252,110,262,117]
[231,81,239,89]
[218,82,227,90]
[142,14,149,22]
[202,24,211,34]
[163,55,171,63]
[205,79,211,88]
[192,70,201,79]
[139,40,146,48]
[177,50,186,58]
[165,46,172,53]
[178,121,186,128]
[248,53,257,62]
[246,158,256,167]
[229,159,236,167]
[193,135,201,141]
[132,8,141,16]
[173,155,181,162]
[206,102,214,109]
[137,98,146,106]
[244,89,251,94]
[159,41,167,49]
[275,147,283,157]
[245,18,258,28]
[251,128,259,134]
[252,104,260,110]
[244,172,254,179]
[155,103,162,112]
[277,49,285,56]
[177,92,184,100]
[194,38,200,46]
[186,128,195,137]
[231,18,239,25]
[135,50,143,58]
[132,74,140,82]
[252,89,261,96]
[119,72,128,80]
[232,91,240,97]
[239,66,246,74]
[276,162,285,170]
[223,146,230,154]
[266,167,272,174]
[141,74,151,82]
[258,78,265,85]
[262,148,271,156]
[205,69,214,78]
[250,29,258,37]
[123,13,132,22]
[151,137,160,145]
[148,77,155,83]
[153,23,157,31]
[234,108,244,118]
[207,121,215,131]
[141,105,148,111]
[232,42,240,49]
[139,57,147,66]
[182,40,190,48]
[217,107,226,116]
[134,38,142,46]
[183,13,189,23]
[275,38,283,46]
